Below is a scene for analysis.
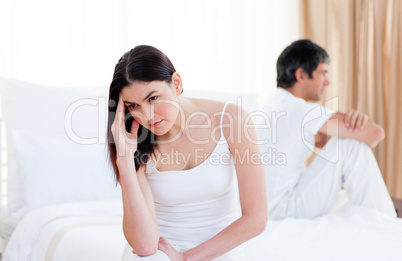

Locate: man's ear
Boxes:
[295,68,308,84]
[171,72,183,95]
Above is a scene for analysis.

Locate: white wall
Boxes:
[0,0,299,241]
[0,0,299,94]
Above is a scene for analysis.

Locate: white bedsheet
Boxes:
[2,201,402,261]
[245,206,402,261]
[2,200,126,261]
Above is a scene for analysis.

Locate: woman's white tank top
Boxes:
[145,102,240,245]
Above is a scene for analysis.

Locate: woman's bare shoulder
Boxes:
[188,97,227,113]
[188,97,245,114]
[183,96,247,129]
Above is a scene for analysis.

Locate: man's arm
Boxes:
[317,111,385,148]
[314,131,331,149]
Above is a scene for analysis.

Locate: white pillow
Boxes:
[0,78,121,220]
[11,130,118,211]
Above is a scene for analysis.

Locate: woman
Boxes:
[108,45,267,260]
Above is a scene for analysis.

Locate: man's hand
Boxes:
[320,110,384,149]
[338,110,369,133]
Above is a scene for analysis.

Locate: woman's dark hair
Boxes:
[276,39,330,88]
[107,45,176,181]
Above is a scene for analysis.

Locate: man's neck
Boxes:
[280,86,308,101]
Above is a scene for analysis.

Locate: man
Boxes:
[259,39,396,219]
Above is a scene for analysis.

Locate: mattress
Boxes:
[2,200,125,261]
[2,200,402,261]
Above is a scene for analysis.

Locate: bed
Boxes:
[1,78,402,261]
[2,201,402,261]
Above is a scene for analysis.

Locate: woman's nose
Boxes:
[141,105,155,122]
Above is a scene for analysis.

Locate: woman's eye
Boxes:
[127,104,138,109]
[149,96,158,101]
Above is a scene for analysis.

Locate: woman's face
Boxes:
[120,79,181,136]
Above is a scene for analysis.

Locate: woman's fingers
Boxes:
[111,98,123,138]
[111,97,138,157]
[117,97,127,130]
[158,237,184,261]
[157,237,169,257]
[130,119,140,136]
[116,97,125,113]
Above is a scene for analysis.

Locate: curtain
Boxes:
[299,0,402,199]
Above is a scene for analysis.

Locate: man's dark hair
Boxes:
[276,39,330,88]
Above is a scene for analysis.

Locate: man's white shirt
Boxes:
[256,88,333,212]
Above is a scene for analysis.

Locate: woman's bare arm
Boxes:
[112,98,159,256]
[118,163,159,256]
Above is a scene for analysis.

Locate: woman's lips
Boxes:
[149,120,162,128]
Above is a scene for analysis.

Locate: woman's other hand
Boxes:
[158,237,186,261]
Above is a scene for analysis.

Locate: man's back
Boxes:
[257,88,333,214]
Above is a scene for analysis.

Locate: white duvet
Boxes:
[2,201,402,261]
[2,200,126,261]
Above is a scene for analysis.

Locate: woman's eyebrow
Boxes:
[123,91,158,104]
[142,91,157,101]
